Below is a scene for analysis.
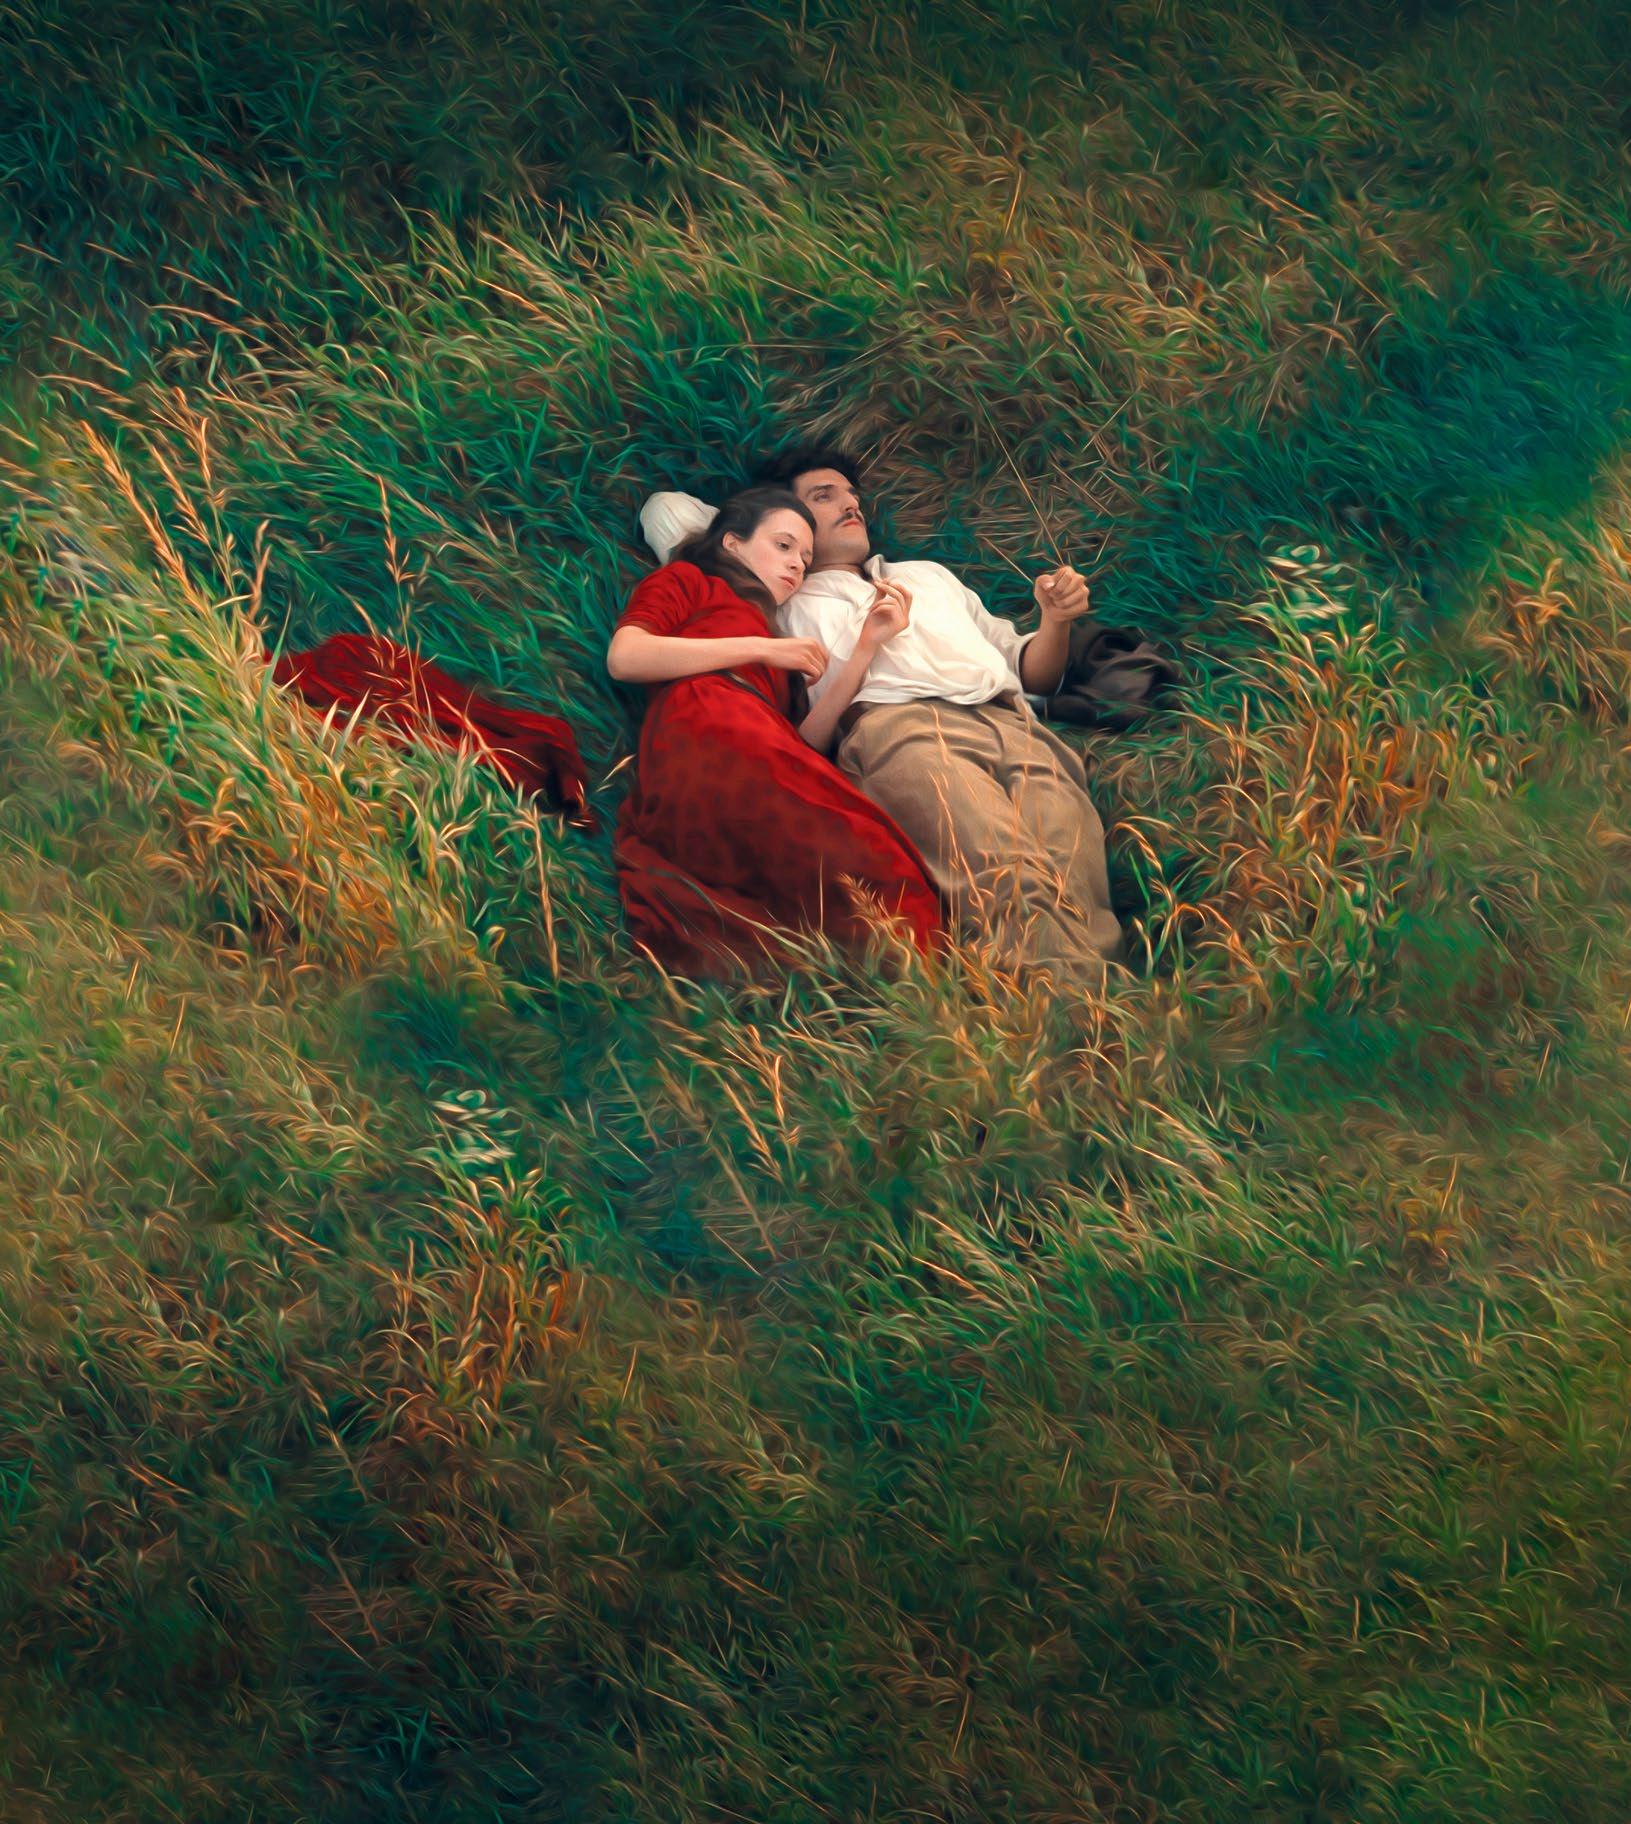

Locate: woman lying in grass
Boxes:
[607,487,943,975]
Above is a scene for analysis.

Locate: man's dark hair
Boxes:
[753,441,864,493]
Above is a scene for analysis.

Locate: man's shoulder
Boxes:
[874,555,965,590]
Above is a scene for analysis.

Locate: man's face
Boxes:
[789,467,869,569]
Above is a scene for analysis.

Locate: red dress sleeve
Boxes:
[616,562,705,637]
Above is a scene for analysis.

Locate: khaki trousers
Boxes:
[836,693,1123,981]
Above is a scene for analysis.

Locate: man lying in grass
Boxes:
[641,444,1123,984]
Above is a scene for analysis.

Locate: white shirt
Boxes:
[782,556,1036,711]
[637,492,1035,711]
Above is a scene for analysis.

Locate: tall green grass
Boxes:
[3,1,1631,1817]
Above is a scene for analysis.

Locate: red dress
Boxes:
[270,633,594,827]
[613,562,944,975]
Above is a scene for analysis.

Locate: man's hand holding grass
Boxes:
[1018,564,1091,695]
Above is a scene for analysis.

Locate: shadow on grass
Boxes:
[1094,261,1631,639]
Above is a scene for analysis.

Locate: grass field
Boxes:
[3,1,1631,1817]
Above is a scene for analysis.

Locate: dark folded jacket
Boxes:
[1037,622,1181,729]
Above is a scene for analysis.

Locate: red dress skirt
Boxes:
[269,633,594,827]
[612,562,943,976]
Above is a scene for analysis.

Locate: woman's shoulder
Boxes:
[642,558,704,585]
[639,558,729,599]
[642,560,767,613]
[624,559,706,606]
[618,559,759,639]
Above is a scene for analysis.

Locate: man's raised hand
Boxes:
[861,579,912,649]
[1034,565,1091,624]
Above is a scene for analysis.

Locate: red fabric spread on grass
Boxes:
[269,632,595,830]
[612,561,944,975]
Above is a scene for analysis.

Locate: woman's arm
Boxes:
[606,625,772,684]
[796,640,881,752]
[795,583,911,753]
[607,625,831,687]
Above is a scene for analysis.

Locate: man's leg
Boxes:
[985,700,1124,974]
[837,702,1041,959]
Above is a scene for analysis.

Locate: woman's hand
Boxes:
[859,580,912,651]
[758,636,829,681]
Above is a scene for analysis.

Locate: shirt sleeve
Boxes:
[953,569,1037,675]
[615,562,702,638]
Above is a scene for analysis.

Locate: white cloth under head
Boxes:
[639,490,717,564]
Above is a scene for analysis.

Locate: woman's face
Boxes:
[722,508,814,607]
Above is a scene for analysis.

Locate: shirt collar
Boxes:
[803,555,888,591]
